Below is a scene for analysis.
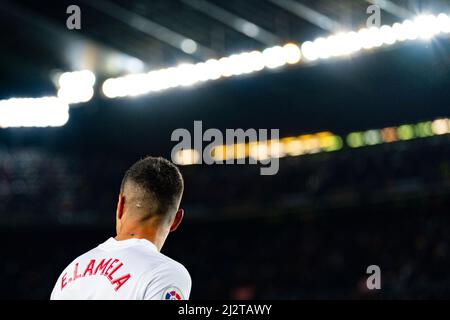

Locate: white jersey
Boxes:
[50,237,191,300]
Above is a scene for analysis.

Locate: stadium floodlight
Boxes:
[172,117,450,166]
[203,59,223,80]
[58,70,96,88]
[324,135,343,151]
[57,70,96,104]
[347,132,365,148]
[327,33,350,57]
[379,25,397,45]
[313,37,331,59]
[381,127,398,142]
[0,97,69,128]
[358,28,372,49]
[102,43,302,98]
[397,124,415,140]
[282,137,304,156]
[102,13,450,99]
[283,43,302,64]
[174,118,448,166]
[402,19,419,40]
[268,140,285,158]
[301,41,319,61]
[414,14,440,40]
[437,13,450,33]
[431,118,450,135]
[358,27,383,50]
[415,122,433,137]
[58,86,94,104]
[262,46,287,69]
[392,22,408,42]
[176,64,199,87]
[248,142,270,161]
[364,129,382,145]
[300,134,321,154]
[173,149,200,165]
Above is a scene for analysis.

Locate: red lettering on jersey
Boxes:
[107,262,123,281]
[73,263,83,281]
[94,258,112,275]
[61,273,68,290]
[61,258,131,292]
[111,273,131,291]
[104,259,119,277]
[83,259,96,277]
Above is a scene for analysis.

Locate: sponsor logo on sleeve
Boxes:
[162,286,184,300]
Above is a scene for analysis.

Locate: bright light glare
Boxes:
[432,119,450,135]
[102,79,119,99]
[173,149,200,165]
[301,41,318,61]
[314,37,331,59]
[380,25,396,45]
[402,20,418,40]
[58,86,94,103]
[0,97,69,128]
[249,142,270,161]
[331,32,360,56]
[262,46,286,69]
[392,22,407,42]
[414,15,440,39]
[283,43,301,64]
[437,13,450,33]
[101,12,450,99]
[180,39,198,54]
[202,59,221,80]
[58,70,95,88]
[101,45,295,98]
[359,27,383,49]
[57,70,96,104]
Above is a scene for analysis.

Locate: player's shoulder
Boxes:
[152,251,191,279]
[138,252,192,300]
[140,252,192,298]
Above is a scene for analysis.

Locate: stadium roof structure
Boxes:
[1,0,449,92]
[1,0,450,154]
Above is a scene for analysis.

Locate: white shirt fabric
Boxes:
[50,237,191,300]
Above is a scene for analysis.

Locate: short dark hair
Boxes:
[120,156,184,218]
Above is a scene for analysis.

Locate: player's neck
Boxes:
[115,228,165,252]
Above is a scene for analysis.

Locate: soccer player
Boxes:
[50,156,191,300]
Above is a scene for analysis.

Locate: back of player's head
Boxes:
[120,156,184,221]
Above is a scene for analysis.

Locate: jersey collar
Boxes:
[100,237,158,252]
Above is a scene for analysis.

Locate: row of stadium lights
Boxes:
[102,13,450,98]
[174,131,343,165]
[0,70,95,128]
[346,118,450,148]
[0,13,450,128]
[173,118,450,165]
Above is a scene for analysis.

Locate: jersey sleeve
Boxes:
[142,261,192,300]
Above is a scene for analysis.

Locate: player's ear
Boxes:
[169,208,184,232]
[116,193,125,221]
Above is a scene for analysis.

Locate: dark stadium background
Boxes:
[1,0,450,299]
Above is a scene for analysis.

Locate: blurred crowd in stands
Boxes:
[1,134,450,299]
[1,135,450,224]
